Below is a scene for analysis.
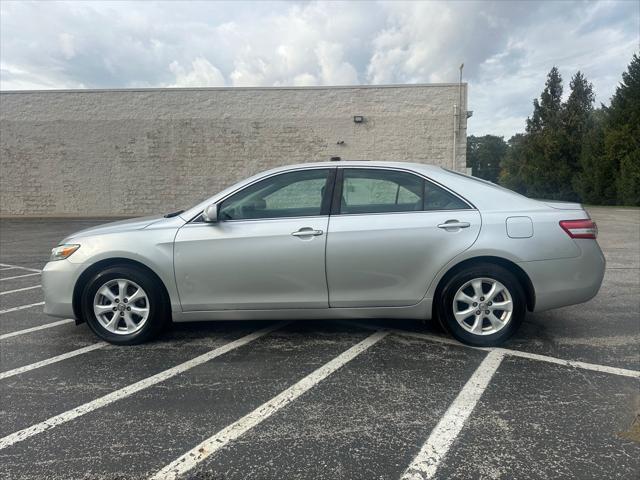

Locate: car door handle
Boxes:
[291,228,324,237]
[437,221,471,229]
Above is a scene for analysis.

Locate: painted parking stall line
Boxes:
[0,302,44,315]
[401,350,505,480]
[0,343,106,380]
[0,285,42,295]
[150,329,389,480]
[0,322,287,450]
[0,272,40,282]
[0,263,42,273]
[434,354,640,479]
[349,324,640,379]
[497,347,640,379]
[0,275,46,294]
[190,330,488,480]
[0,306,73,338]
[0,319,75,340]
[395,329,640,379]
[1,325,263,440]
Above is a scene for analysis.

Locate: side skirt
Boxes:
[171,297,432,322]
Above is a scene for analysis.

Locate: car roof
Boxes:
[262,160,444,173]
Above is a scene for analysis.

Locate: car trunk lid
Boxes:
[541,200,584,210]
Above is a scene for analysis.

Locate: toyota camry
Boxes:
[43,161,605,347]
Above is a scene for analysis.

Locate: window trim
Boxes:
[331,166,475,216]
[330,168,344,215]
[189,164,475,224]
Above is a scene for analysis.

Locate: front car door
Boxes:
[326,167,481,307]
[174,167,335,311]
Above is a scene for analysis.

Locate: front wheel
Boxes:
[438,263,526,347]
[81,265,169,345]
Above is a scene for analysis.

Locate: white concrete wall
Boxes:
[0,84,467,216]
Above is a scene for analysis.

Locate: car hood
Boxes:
[62,215,165,242]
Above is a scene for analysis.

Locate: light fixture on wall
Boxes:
[353,115,364,123]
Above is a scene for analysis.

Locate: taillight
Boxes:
[559,219,598,239]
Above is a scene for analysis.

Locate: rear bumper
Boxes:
[42,260,84,319]
[519,240,606,312]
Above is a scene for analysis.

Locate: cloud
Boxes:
[0,62,86,90]
[169,57,225,87]
[316,42,359,85]
[293,73,318,87]
[58,33,76,60]
[0,0,637,137]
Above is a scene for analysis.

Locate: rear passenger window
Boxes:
[424,181,470,211]
[338,168,469,214]
[340,169,423,214]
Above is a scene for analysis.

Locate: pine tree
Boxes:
[605,53,640,205]
[526,66,563,133]
[520,67,570,199]
[500,67,598,201]
[466,135,508,183]
[564,71,595,171]
[499,134,527,193]
[573,110,614,203]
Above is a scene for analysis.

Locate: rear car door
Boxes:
[174,167,335,311]
[326,167,481,307]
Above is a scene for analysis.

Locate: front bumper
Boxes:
[519,239,606,312]
[42,259,85,319]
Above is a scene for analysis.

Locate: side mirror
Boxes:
[202,204,219,223]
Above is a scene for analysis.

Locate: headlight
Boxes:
[50,244,80,261]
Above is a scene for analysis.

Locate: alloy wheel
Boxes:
[93,278,150,335]
[452,277,513,336]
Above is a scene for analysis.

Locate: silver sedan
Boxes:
[42,161,605,347]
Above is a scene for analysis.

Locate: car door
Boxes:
[326,167,481,307]
[174,167,335,311]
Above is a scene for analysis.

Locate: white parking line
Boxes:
[0,272,40,281]
[0,263,42,273]
[0,319,75,340]
[150,330,389,480]
[0,302,44,315]
[0,284,42,295]
[344,322,640,379]
[0,322,287,450]
[499,348,640,379]
[401,350,505,480]
[0,343,106,380]
[0,267,18,271]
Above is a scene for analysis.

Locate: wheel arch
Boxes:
[432,255,536,319]
[72,258,172,324]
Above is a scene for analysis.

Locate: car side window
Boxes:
[424,181,470,211]
[339,169,423,214]
[219,169,331,220]
[337,168,470,214]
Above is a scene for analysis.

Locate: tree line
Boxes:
[467,53,639,206]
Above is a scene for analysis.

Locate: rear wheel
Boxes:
[81,265,169,345]
[438,263,526,347]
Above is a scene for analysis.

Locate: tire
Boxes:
[81,264,169,345]
[438,263,526,347]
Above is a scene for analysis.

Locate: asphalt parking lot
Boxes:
[0,207,638,480]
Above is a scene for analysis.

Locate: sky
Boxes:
[1,0,638,138]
